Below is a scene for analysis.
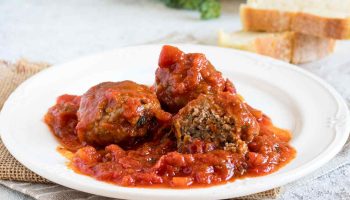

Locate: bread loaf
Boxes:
[218,30,335,64]
[240,0,350,39]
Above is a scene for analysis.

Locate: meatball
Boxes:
[173,92,259,154]
[155,45,236,113]
[76,81,171,147]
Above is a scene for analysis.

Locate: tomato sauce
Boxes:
[155,45,236,113]
[45,94,295,188]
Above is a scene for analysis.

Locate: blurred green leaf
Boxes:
[161,0,221,19]
[199,0,221,19]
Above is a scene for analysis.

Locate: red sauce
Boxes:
[45,95,84,151]
[44,45,295,188]
[45,95,295,188]
[155,45,236,113]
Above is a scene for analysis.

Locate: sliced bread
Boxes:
[240,0,350,39]
[218,30,335,64]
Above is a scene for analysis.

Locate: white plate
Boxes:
[0,44,349,200]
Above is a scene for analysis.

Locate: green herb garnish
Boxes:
[161,0,221,20]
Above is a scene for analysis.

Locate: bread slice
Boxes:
[218,30,335,64]
[240,0,350,39]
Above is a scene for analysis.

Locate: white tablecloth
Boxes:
[1,0,349,199]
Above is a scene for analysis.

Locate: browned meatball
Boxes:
[155,45,236,113]
[76,81,171,147]
[173,92,260,154]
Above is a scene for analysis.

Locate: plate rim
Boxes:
[0,44,349,199]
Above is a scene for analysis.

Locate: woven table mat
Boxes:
[0,59,281,200]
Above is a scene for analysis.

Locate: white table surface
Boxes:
[1,0,350,199]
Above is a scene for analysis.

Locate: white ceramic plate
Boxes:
[0,44,349,200]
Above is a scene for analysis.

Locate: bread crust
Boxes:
[240,5,350,39]
[292,12,350,39]
[218,31,335,64]
[292,33,335,64]
[253,32,292,62]
[240,5,292,32]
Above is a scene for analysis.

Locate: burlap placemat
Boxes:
[0,59,282,199]
[0,60,50,184]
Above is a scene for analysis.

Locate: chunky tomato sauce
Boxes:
[45,95,295,188]
[44,45,295,188]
